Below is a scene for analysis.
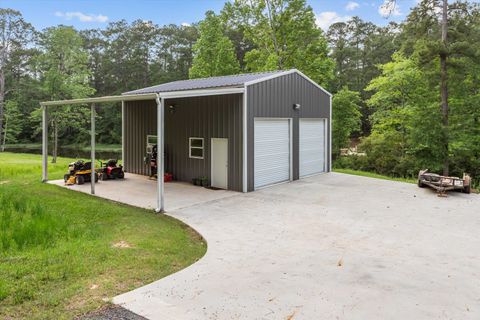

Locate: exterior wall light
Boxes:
[168,105,176,114]
[293,103,301,110]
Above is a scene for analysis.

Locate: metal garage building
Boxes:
[40,69,331,212]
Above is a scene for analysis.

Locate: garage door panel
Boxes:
[254,154,290,171]
[254,119,291,189]
[300,119,326,177]
[255,143,289,155]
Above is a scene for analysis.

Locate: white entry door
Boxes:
[211,138,228,189]
[254,119,291,189]
[299,119,326,177]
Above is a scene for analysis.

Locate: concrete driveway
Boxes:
[114,173,480,320]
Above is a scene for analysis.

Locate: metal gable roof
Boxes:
[122,70,286,95]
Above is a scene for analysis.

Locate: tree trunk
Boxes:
[440,0,449,176]
[0,71,4,153]
[264,0,282,68]
[1,114,7,151]
[52,119,58,163]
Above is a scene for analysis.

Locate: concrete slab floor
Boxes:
[111,172,480,320]
[48,173,237,211]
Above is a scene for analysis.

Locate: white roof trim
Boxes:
[40,88,245,107]
[40,93,158,107]
[160,87,244,99]
[244,69,332,97]
[243,69,295,86]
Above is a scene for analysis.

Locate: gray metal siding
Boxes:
[247,72,331,191]
[124,100,157,176]
[124,94,243,192]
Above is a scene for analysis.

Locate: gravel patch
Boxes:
[80,305,147,320]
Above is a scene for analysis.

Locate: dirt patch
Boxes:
[0,180,10,185]
[184,224,205,244]
[112,241,133,248]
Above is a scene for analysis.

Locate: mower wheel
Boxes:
[76,175,85,185]
[417,179,425,188]
[64,174,70,182]
[118,171,125,179]
[463,185,471,194]
[101,172,108,181]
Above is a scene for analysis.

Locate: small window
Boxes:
[189,137,204,159]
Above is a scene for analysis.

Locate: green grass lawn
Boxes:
[0,152,206,319]
[333,168,417,184]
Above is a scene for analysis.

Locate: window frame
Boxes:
[189,137,204,159]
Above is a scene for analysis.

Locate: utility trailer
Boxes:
[417,169,471,195]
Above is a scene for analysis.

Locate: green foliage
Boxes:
[223,0,334,87]
[33,26,95,160]
[0,9,35,150]
[189,11,240,78]
[332,88,362,157]
[360,53,443,176]
[327,17,399,134]
[2,100,22,144]
[40,26,94,100]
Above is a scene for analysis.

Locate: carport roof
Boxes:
[123,70,286,95]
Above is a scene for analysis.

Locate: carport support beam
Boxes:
[91,103,96,195]
[42,105,48,182]
[155,95,165,213]
[121,100,125,169]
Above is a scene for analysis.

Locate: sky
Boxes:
[2,0,423,31]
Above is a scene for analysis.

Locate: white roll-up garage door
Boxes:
[254,119,291,189]
[299,119,326,177]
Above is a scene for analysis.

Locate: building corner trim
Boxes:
[242,87,248,193]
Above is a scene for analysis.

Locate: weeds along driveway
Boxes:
[114,173,480,320]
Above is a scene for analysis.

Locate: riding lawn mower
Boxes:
[64,160,98,185]
[98,159,125,180]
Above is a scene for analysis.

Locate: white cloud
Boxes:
[346,1,360,11]
[181,22,191,27]
[55,11,109,23]
[378,0,402,17]
[316,11,351,31]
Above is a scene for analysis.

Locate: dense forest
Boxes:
[0,0,479,184]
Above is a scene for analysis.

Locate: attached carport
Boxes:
[40,87,244,213]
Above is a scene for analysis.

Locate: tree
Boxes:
[327,17,399,134]
[0,9,34,151]
[332,88,362,157]
[362,54,439,176]
[37,26,94,163]
[189,11,239,78]
[384,0,469,175]
[222,0,334,87]
[2,100,21,145]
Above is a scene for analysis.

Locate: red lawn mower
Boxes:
[98,159,125,180]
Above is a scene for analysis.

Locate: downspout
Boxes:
[242,85,248,192]
[155,93,165,213]
[329,94,332,172]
